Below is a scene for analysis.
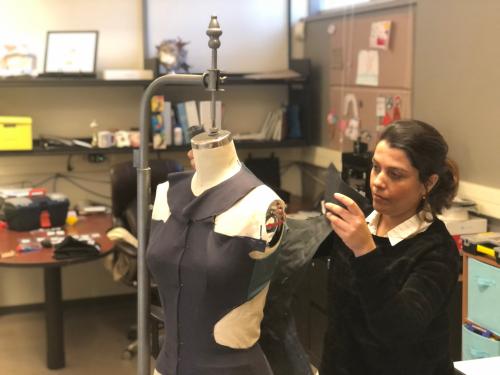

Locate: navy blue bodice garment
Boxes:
[147,166,280,375]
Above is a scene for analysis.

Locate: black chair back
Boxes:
[110,159,183,234]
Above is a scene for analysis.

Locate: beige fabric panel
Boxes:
[329,5,414,89]
[213,283,270,349]
[328,86,412,151]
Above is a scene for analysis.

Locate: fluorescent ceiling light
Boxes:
[322,0,371,10]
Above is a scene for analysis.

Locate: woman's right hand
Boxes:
[187,150,196,169]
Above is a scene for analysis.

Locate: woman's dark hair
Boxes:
[379,120,459,217]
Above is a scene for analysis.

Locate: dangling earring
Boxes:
[421,194,429,211]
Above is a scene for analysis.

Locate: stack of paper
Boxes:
[233,107,285,141]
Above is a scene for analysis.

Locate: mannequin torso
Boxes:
[148,137,285,375]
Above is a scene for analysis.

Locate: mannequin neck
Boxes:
[191,140,241,196]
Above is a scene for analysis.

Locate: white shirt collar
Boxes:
[366,210,432,246]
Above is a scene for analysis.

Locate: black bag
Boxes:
[3,191,70,231]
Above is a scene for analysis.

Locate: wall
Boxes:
[0,0,298,307]
[412,0,500,217]
[0,0,144,72]
[303,0,500,218]
[146,0,288,73]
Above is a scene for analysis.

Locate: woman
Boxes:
[322,120,460,375]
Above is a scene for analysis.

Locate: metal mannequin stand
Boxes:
[134,15,225,375]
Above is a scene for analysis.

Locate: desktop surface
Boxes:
[0,213,114,267]
[454,356,500,375]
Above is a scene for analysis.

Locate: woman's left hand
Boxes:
[325,193,376,257]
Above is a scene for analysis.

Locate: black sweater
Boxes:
[320,219,460,375]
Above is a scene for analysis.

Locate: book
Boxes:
[199,100,222,132]
[175,102,188,144]
[286,104,301,139]
[232,107,282,141]
[151,95,164,113]
[184,100,200,127]
[162,101,172,146]
[151,113,166,149]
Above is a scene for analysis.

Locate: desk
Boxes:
[0,214,115,369]
[454,356,500,374]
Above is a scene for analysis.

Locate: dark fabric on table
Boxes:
[53,236,100,260]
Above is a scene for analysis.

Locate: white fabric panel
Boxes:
[151,181,171,222]
[214,185,281,242]
[151,181,282,244]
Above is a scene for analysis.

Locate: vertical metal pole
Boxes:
[211,52,217,130]
[206,15,222,136]
[136,74,203,375]
[136,81,152,375]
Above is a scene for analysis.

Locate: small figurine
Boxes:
[156,38,190,74]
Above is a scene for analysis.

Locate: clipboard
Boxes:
[324,163,373,216]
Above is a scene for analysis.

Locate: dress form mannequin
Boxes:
[191,135,241,196]
[148,129,286,375]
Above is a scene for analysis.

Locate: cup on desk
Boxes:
[97,131,115,148]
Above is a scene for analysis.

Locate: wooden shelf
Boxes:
[0,77,151,88]
[0,73,306,88]
[0,138,307,157]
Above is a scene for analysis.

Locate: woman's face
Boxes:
[370,140,427,222]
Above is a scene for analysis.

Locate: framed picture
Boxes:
[43,31,98,76]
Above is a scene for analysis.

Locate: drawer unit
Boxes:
[462,325,500,360]
[468,258,500,334]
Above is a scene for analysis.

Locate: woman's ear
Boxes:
[425,174,439,193]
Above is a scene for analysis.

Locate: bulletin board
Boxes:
[327,4,415,151]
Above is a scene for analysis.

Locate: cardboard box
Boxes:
[0,116,33,150]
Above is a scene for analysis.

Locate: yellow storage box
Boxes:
[0,116,33,151]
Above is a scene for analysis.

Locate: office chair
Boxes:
[108,159,183,359]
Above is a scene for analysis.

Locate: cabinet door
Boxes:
[329,5,414,89]
[468,258,500,334]
[462,325,500,360]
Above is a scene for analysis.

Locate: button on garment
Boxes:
[147,166,279,375]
